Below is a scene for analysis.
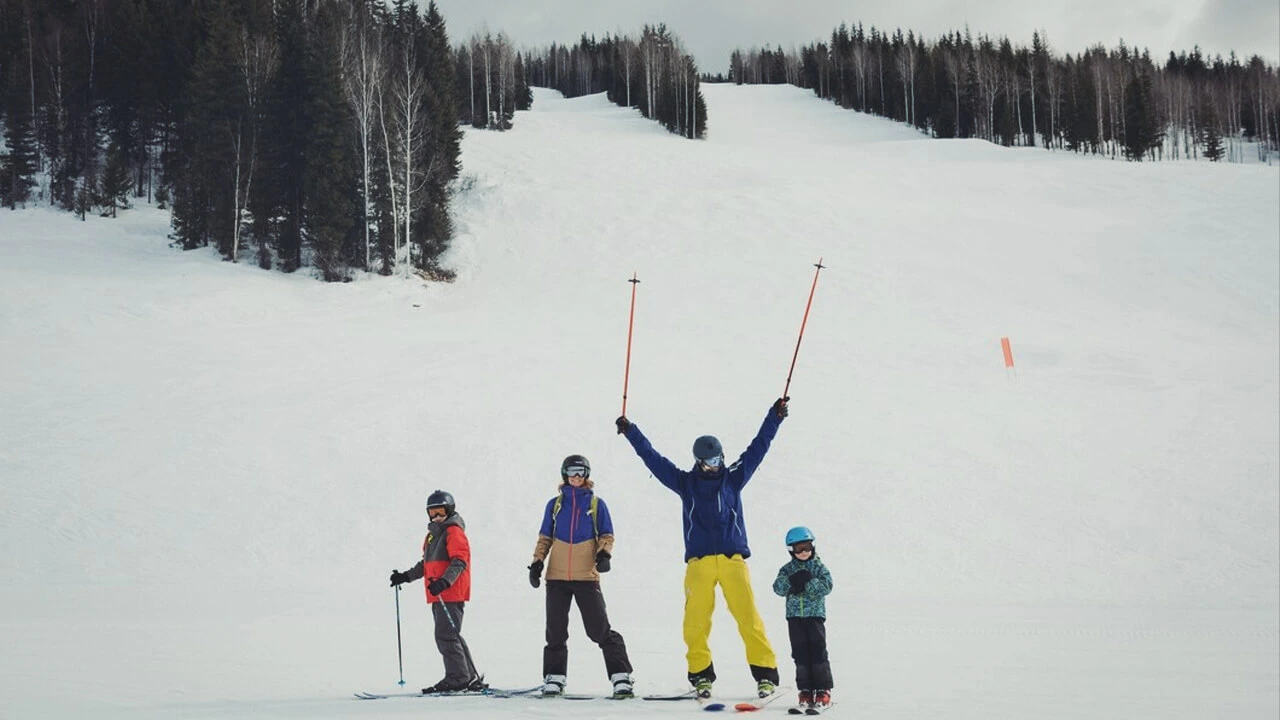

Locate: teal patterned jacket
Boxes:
[772,556,833,618]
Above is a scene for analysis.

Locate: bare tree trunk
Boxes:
[230,31,277,262]
[391,40,424,275]
[482,37,492,128]
[469,36,477,124]
[623,40,632,106]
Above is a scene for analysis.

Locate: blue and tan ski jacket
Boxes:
[533,484,615,581]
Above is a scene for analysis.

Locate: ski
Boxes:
[788,705,808,715]
[805,701,835,715]
[642,690,698,701]
[354,685,541,700]
[733,685,791,712]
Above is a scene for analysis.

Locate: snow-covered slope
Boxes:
[1,83,1276,719]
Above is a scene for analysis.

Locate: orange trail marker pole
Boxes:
[621,273,641,416]
[783,258,826,399]
[1001,336,1017,379]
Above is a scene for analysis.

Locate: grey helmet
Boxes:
[692,435,724,470]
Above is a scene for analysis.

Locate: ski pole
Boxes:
[394,585,406,686]
[782,258,826,399]
[436,596,483,686]
[621,272,641,416]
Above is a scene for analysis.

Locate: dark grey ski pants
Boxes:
[432,601,476,685]
[543,580,632,678]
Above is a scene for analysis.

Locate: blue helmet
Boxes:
[785,526,815,546]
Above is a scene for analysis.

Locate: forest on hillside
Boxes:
[728,24,1279,162]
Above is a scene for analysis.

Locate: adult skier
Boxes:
[615,397,789,699]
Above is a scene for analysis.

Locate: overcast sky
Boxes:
[431,0,1279,73]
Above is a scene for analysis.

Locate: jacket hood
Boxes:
[430,513,465,532]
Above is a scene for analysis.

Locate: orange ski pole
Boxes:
[621,273,640,416]
[783,258,826,399]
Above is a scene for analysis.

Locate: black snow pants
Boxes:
[543,580,632,678]
[787,616,833,691]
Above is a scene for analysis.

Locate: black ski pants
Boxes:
[787,616,833,691]
[543,580,632,678]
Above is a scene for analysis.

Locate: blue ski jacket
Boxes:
[622,406,783,562]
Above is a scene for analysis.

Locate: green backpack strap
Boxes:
[550,494,600,540]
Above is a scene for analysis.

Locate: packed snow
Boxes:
[1,84,1277,719]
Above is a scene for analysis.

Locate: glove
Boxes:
[389,570,408,587]
[773,396,790,419]
[787,569,812,594]
[528,560,544,588]
[427,577,450,596]
[595,551,611,573]
[615,416,631,435]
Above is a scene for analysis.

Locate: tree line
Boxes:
[454,31,533,130]
[0,0,544,280]
[729,24,1279,162]
[526,24,707,140]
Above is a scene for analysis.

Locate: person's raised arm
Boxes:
[618,417,682,492]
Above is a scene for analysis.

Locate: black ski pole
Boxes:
[394,585,406,686]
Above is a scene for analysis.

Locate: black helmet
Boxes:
[561,454,591,480]
[426,489,456,516]
[692,435,723,462]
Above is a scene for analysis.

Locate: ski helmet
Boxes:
[426,489,456,516]
[785,526,816,547]
[692,435,723,462]
[561,454,591,480]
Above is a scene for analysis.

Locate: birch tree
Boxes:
[341,1,385,269]
[230,28,276,262]
[389,35,425,275]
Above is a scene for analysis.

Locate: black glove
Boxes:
[773,396,790,419]
[787,569,812,594]
[595,550,611,573]
[389,570,409,587]
[528,560,544,588]
[427,577,450,596]
[615,416,631,435]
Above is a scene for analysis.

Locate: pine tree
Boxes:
[514,52,532,110]
[1198,96,1225,161]
[171,0,239,250]
[265,0,310,271]
[1122,69,1163,160]
[2,61,38,208]
[98,140,131,216]
[416,1,461,273]
[305,0,358,280]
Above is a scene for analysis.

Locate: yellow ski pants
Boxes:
[683,554,777,674]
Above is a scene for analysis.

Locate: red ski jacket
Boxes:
[404,514,471,603]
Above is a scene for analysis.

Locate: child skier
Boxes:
[772,526,834,713]
[389,490,485,694]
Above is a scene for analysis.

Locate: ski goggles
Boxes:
[427,507,449,520]
[697,455,723,469]
[790,542,815,554]
[563,465,589,478]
